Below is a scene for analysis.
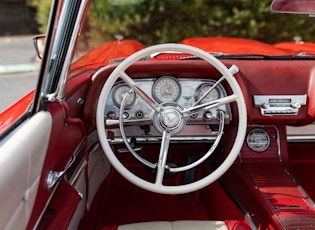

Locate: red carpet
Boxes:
[96,167,208,228]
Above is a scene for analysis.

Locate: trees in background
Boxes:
[27,0,51,33]
[0,0,38,35]
[29,0,315,45]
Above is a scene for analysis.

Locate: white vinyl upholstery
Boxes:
[0,112,52,230]
[118,221,229,230]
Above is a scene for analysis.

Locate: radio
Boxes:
[254,95,307,116]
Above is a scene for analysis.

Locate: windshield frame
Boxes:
[41,0,90,103]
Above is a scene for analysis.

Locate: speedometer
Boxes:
[195,83,220,104]
[152,76,181,103]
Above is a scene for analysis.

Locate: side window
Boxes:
[0,36,39,112]
[0,1,39,113]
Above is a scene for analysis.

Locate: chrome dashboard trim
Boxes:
[105,77,230,140]
[287,135,315,142]
[109,136,217,144]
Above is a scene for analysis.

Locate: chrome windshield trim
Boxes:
[56,0,90,100]
[42,0,89,101]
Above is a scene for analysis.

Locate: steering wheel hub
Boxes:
[153,103,186,135]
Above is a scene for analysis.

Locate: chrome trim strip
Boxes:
[275,126,282,163]
[287,135,315,142]
[109,136,217,144]
[69,159,87,186]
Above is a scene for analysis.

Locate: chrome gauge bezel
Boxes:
[112,84,136,108]
[246,128,270,152]
[194,82,221,104]
[152,76,181,103]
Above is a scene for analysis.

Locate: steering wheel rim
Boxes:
[96,43,247,194]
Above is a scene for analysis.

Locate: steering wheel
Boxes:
[96,44,247,194]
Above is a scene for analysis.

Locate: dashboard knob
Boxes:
[204,111,212,120]
[291,102,301,109]
[123,112,129,119]
[261,102,270,109]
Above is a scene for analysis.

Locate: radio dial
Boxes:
[291,102,301,109]
[261,102,270,109]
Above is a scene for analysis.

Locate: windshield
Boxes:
[69,0,315,67]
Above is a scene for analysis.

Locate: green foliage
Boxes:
[30,0,315,45]
[27,0,51,33]
[87,0,315,45]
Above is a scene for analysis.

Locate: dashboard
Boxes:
[104,76,231,142]
[83,59,315,139]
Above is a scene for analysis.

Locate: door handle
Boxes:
[46,156,76,191]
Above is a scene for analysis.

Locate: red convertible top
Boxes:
[181,37,290,55]
[70,37,311,74]
[70,40,146,74]
[72,37,292,72]
[274,41,315,54]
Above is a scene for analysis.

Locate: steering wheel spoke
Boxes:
[155,131,171,185]
[181,94,238,117]
[120,71,162,112]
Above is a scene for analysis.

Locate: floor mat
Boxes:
[96,168,208,229]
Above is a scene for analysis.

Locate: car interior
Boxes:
[1,0,315,230]
[25,44,315,229]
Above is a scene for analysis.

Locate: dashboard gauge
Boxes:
[112,84,136,108]
[152,76,181,103]
[195,83,220,104]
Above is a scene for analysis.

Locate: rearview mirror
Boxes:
[32,35,46,59]
[271,0,315,15]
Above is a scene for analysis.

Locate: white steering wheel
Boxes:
[96,44,247,194]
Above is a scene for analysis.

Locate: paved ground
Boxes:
[0,35,40,73]
[0,72,37,111]
[0,35,39,112]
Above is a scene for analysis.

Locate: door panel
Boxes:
[0,111,52,229]
[27,101,86,228]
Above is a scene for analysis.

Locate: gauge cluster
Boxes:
[105,76,230,127]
